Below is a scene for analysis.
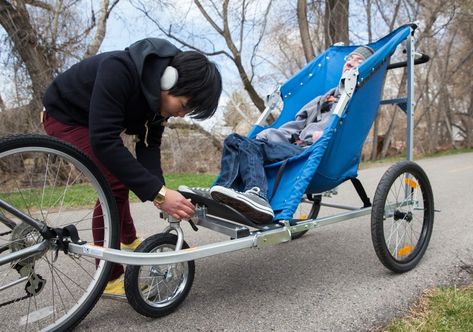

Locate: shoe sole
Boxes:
[210,187,274,224]
[120,244,139,251]
[120,239,143,251]
[179,185,213,199]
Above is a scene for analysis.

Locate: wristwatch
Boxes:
[153,185,168,205]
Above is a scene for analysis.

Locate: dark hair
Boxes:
[169,51,222,120]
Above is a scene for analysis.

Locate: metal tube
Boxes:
[0,241,49,266]
[0,199,48,235]
[68,207,373,266]
[320,202,361,211]
[313,207,372,228]
[68,236,257,265]
[0,276,28,292]
[406,31,415,161]
[172,222,184,251]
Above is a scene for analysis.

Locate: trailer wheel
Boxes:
[125,233,195,318]
[371,161,434,273]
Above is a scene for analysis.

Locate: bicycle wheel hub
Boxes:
[393,210,413,222]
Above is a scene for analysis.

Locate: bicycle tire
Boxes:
[371,160,434,273]
[125,233,195,318]
[0,134,118,331]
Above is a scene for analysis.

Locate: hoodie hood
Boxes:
[127,38,181,119]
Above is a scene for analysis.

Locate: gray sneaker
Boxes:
[210,186,274,224]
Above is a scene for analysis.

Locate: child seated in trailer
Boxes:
[208,46,374,224]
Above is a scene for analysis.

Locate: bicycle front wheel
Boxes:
[0,135,118,331]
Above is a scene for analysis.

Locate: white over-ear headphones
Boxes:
[160,66,178,90]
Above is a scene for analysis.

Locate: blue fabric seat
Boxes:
[247,24,414,221]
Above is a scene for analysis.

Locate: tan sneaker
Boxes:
[120,238,142,251]
[102,274,126,301]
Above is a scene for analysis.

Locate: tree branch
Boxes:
[132,3,233,59]
[194,0,224,35]
[249,0,272,83]
[85,0,114,58]
[24,0,53,11]
[50,0,64,47]
[238,0,247,53]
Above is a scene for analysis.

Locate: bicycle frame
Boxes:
[0,198,51,266]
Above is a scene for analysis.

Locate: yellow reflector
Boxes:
[397,245,413,257]
[300,214,308,219]
[404,178,418,189]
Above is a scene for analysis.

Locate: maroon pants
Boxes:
[43,112,136,280]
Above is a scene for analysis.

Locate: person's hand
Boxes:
[154,189,195,220]
[312,130,323,142]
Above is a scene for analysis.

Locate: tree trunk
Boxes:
[380,73,406,158]
[324,0,349,48]
[84,0,110,58]
[297,0,315,63]
[363,0,380,160]
[370,116,380,160]
[0,93,5,112]
[0,1,55,110]
[232,55,266,112]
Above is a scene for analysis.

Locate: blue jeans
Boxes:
[214,133,303,199]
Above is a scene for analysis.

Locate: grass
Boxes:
[1,184,102,210]
[360,147,473,169]
[163,173,217,190]
[128,173,216,202]
[384,285,473,332]
[422,147,473,158]
[0,173,217,209]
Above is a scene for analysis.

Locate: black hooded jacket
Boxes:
[43,39,180,201]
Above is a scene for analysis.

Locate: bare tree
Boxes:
[0,0,119,132]
[297,0,315,62]
[85,0,120,58]
[324,0,349,47]
[373,0,402,32]
[224,90,260,134]
[0,93,6,112]
[132,0,271,114]
[0,1,56,111]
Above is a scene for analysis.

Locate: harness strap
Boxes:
[269,159,288,201]
[350,178,371,207]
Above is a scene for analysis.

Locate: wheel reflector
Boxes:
[404,178,418,189]
[397,245,413,257]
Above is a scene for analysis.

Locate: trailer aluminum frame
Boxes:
[67,204,373,265]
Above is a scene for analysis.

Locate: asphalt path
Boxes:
[78,152,473,332]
